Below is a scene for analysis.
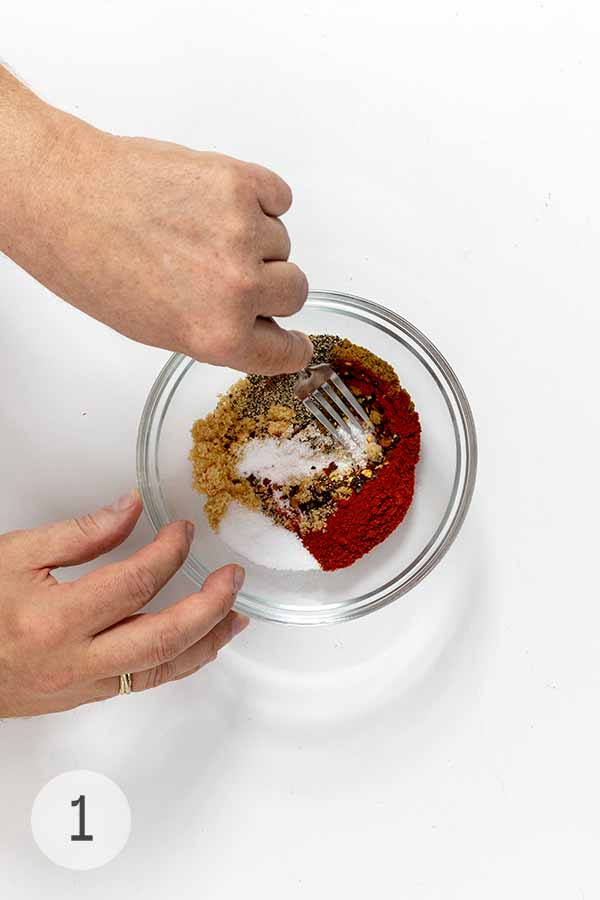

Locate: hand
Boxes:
[0,69,313,375]
[0,490,249,718]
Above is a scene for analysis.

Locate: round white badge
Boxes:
[31,770,131,870]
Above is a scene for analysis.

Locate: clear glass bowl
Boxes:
[137,291,477,625]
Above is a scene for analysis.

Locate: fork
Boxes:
[294,364,371,445]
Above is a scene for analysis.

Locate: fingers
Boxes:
[244,318,314,375]
[5,489,143,572]
[255,260,309,316]
[246,162,293,217]
[87,564,245,677]
[66,520,194,635]
[103,610,250,695]
[258,215,291,261]
[230,261,311,374]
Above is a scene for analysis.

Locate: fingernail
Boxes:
[113,488,140,513]
[231,614,250,636]
[233,566,245,592]
[186,521,195,544]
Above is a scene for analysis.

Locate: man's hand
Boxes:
[0,66,313,375]
[0,490,248,718]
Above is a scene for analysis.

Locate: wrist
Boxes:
[0,69,96,262]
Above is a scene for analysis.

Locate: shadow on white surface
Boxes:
[209,513,489,738]
[0,444,487,889]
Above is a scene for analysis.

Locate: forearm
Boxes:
[0,67,83,266]
[0,65,310,374]
[0,69,49,244]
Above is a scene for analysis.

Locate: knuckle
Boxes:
[262,329,303,376]
[220,158,243,185]
[148,658,178,689]
[11,603,66,648]
[210,330,237,361]
[228,265,260,300]
[283,182,293,210]
[8,605,36,642]
[281,226,292,257]
[227,214,252,246]
[286,266,309,311]
[152,622,185,665]
[210,321,248,363]
[72,513,101,539]
[259,336,284,372]
[297,267,309,300]
[218,160,250,201]
[270,173,293,211]
[288,259,306,285]
[124,563,159,605]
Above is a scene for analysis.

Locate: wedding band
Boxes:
[118,673,133,695]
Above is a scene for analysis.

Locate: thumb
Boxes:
[7,489,143,572]
[248,318,314,375]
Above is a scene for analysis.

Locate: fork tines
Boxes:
[302,372,371,445]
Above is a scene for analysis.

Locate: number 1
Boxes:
[70,794,93,841]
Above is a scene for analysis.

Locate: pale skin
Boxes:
[0,491,248,717]
[0,65,313,717]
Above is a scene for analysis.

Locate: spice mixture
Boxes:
[189,336,421,571]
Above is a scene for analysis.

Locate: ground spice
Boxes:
[300,358,421,570]
[190,335,420,570]
[245,334,343,428]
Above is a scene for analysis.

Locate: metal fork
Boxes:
[294,363,371,444]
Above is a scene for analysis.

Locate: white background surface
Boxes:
[1,1,599,897]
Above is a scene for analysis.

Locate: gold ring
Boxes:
[118,673,133,695]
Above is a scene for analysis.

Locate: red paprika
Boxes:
[300,363,421,571]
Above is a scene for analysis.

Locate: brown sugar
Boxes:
[331,338,399,387]
[190,389,261,530]
[190,335,393,534]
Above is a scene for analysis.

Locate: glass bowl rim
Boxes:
[137,290,478,625]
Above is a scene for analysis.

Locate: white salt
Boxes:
[237,422,371,485]
[219,502,320,571]
[338,419,372,462]
[223,421,374,571]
